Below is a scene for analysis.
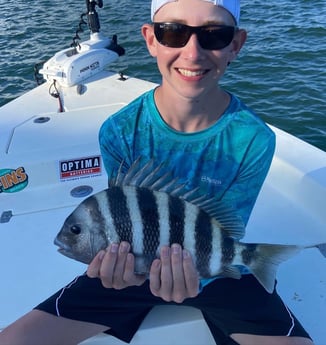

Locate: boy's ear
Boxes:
[141,24,158,57]
[228,29,247,63]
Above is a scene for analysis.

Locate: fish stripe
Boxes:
[83,194,110,254]
[124,186,144,255]
[221,236,236,264]
[183,202,200,266]
[155,191,170,250]
[84,194,107,228]
[97,191,120,244]
[136,187,160,256]
[208,220,223,276]
[168,195,185,245]
[107,186,133,245]
[195,210,212,277]
[241,243,258,265]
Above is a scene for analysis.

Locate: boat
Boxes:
[1,2,325,344]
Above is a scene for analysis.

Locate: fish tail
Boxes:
[247,244,302,293]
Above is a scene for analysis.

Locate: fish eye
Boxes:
[70,225,81,235]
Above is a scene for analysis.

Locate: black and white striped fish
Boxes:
[54,159,325,293]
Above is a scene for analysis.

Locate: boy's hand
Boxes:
[149,244,199,303]
[87,242,199,303]
[87,242,146,289]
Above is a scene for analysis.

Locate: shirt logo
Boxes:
[201,175,222,186]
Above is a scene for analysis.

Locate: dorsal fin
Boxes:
[109,158,245,239]
[110,158,180,190]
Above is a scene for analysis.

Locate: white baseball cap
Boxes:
[151,0,240,24]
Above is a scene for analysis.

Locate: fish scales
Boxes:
[95,190,117,244]
[84,196,110,258]
[107,186,133,245]
[134,186,215,276]
[135,187,160,257]
[241,244,258,266]
[155,191,170,254]
[221,237,236,265]
[54,158,326,294]
[195,209,213,277]
[120,185,143,256]
[119,185,214,274]
[183,199,200,270]
[168,195,185,246]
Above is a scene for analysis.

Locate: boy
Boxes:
[0,1,313,344]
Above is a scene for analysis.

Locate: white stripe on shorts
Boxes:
[282,301,295,336]
[55,275,82,317]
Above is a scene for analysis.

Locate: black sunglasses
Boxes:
[153,22,237,50]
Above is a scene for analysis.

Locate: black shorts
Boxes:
[35,274,311,345]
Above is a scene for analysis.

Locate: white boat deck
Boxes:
[1,71,325,344]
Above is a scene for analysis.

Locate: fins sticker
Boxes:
[0,167,28,193]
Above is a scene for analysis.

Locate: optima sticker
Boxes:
[0,167,28,193]
[59,156,101,181]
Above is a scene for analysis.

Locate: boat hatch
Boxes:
[1,106,124,217]
[6,106,120,154]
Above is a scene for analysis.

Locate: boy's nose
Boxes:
[181,33,205,59]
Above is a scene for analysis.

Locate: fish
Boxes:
[54,158,326,293]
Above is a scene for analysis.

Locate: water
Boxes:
[0,0,325,151]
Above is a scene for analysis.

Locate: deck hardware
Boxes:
[34,116,50,124]
[0,210,13,223]
[70,185,93,198]
[76,84,86,95]
[118,72,127,81]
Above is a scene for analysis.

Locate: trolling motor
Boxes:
[40,0,125,87]
[86,0,103,33]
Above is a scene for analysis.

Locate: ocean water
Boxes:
[0,0,325,151]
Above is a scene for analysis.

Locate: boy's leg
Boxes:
[0,274,156,345]
[0,310,108,345]
[187,275,313,345]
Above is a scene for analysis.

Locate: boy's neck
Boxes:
[154,86,230,133]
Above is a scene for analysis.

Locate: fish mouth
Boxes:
[54,237,70,251]
[54,238,74,258]
[54,237,90,264]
